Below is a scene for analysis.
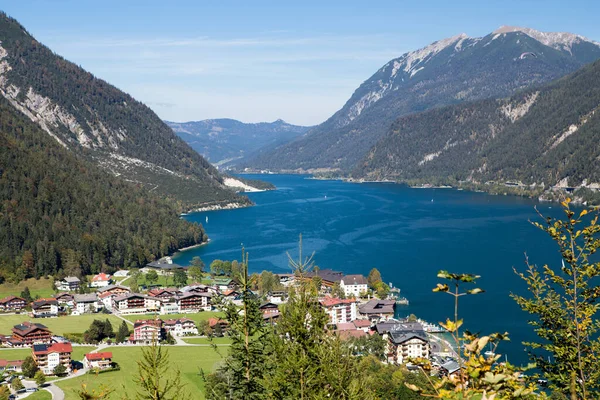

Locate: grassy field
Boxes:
[56,346,224,400]
[0,277,55,299]
[122,311,224,325]
[24,390,52,400]
[0,314,124,336]
[182,337,232,345]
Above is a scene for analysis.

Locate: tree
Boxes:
[145,270,159,286]
[54,364,67,376]
[332,282,346,299]
[116,320,130,343]
[187,266,203,283]
[133,340,190,400]
[21,356,38,378]
[173,269,188,288]
[11,377,23,391]
[77,383,115,400]
[513,200,600,397]
[205,250,270,399]
[373,281,390,299]
[130,269,141,292]
[20,287,32,303]
[367,268,382,289]
[0,385,10,400]
[104,319,114,338]
[258,270,276,295]
[34,370,46,386]
[197,320,210,336]
[190,256,205,272]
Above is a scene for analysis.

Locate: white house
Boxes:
[387,323,430,364]
[84,352,113,370]
[90,273,112,288]
[319,297,358,324]
[55,276,81,292]
[74,294,102,314]
[163,318,198,336]
[340,275,368,298]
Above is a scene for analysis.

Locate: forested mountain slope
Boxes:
[166,118,309,167]
[0,94,206,282]
[353,59,600,198]
[0,12,247,207]
[244,27,600,172]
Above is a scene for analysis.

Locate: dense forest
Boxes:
[243,29,600,172]
[0,12,249,207]
[0,94,206,282]
[353,59,600,197]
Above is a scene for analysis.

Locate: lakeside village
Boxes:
[0,258,460,385]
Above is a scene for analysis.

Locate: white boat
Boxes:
[206,216,208,223]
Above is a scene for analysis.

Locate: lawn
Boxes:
[56,345,224,400]
[122,311,224,325]
[0,314,124,336]
[182,337,232,345]
[23,390,52,400]
[0,277,55,299]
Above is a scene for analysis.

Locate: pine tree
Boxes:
[116,321,130,343]
[34,370,46,386]
[133,339,189,400]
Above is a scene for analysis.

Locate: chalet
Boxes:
[148,288,181,300]
[0,296,26,312]
[84,352,113,370]
[55,276,81,292]
[386,323,430,364]
[353,319,372,332]
[33,342,72,375]
[340,275,368,298]
[305,269,343,287]
[31,298,58,318]
[259,302,279,315]
[207,317,229,333]
[177,292,211,312]
[54,293,74,307]
[181,285,219,296]
[267,290,286,304]
[163,318,198,336]
[97,285,131,296]
[112,293,160,315]
[440,360,461,378]
[0,359,23,373]
[319,297,358,324]
[74,294,102,314]
[11,321,53,345]
[358,299,396,321]
[213,278,240,291]
[132,319,164,344]
[90,273,112,288]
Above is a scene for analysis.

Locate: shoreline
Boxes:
[177,240,210,252]
[185,202,252,214]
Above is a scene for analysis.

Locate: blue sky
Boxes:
[2,0,599,125]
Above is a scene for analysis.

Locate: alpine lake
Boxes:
[173,174,578,366]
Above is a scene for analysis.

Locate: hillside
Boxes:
[166,118,309,168]
[352,59,600,201]
[0,93,207,282]
[243,26,600,172]
[0,12,248,207]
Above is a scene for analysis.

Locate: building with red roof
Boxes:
[84,352,113,370]
[11,321,52,346]
[319,297,358,324]
[133,319,164,344]
[0,296,26,311]
[32,342,72,375]
[91,273,112,288]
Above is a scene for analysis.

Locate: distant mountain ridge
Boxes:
[353,59,600,202]
[243,26,600,172]
[0,12,247,207]
[166,118,310,167]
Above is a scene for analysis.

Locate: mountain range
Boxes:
[242,26,600,173]
[0,12,248,208]
[166,118,309,168]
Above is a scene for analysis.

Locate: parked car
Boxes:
[26,387,39,392]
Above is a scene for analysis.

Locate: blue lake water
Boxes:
[174,174,571,366]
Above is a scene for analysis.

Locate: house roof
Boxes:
[0,359,23,367]
[74,294,98,303]
[341,274,368,286]
[97,285,130,293]
[179,292,211,299]
[375,320,421,334]
[92,273,111,282]
[12,321,50,335]
[33,343,72,354]
[64,276,81,283]
[336,322,356,331]
[163,318,195,326]
[222,289,239,297]
[146,261,184,270]
[54,292,73,300]
[353,319,372,328]
[213,278,233,285]
[85,352,113,361]
[358,299,396,315]
[0,296,25,304]
[208,318,229,328]
[259,302,279,310]
[148,288,179,297]
[441,360,461,374]
[114,293,148,302]
[319,297,355,307]
[388,324,428,345]
[31,298,58,308]
[134,319,163,328]
[306,269,343,284]
[338,330,367,340]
